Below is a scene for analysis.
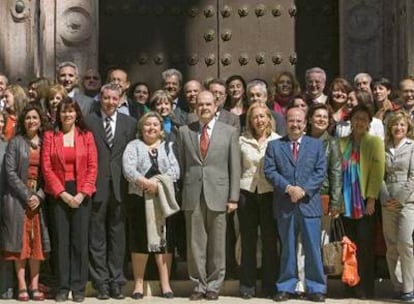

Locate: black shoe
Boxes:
[55,292,69,302]
[95,286,110,300]
[72,293,85,302]
[273,292,290,302]
[205,291,219,300]
[307,293,326,302]
[109,285,125,300]
[189,291,204,301]
[161,291,174,299]
[131,292,144,300]
[401,292,414,302]
[240,291,253,299]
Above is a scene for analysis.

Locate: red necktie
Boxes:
[200,124,209,159]
[292,141,298,161]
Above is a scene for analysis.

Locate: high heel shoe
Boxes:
[29,289,45,301]
[131,291,144,299]
[18,289,29,302]
[161,291,174,299]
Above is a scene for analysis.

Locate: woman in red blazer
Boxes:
[41,97,97,302]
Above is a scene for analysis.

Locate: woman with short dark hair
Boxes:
[339,103,385,299]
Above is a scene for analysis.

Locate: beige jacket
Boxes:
[239,132,281,194]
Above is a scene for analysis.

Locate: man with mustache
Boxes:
[177,91,240,300]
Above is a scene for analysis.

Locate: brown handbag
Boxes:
[322,217,345,276]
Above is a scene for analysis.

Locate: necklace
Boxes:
[27,136,40,149]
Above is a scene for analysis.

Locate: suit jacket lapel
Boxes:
[112,116,124,150]
[92,111,109,147]
[207,122,223,160]
[188,122,201,160]
[280,136,295,165]
[296,136,308,164]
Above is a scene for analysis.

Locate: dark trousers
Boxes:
[88,181,126,288]
[225,212,238,278]
[237,190,279,295]
[49,181,91,294]
[342,215,376,298]
[0,258,15,299]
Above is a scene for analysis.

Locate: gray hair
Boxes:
[184,80,203,91]
[305,67,326,82]
[57,61,79,76]
[353,72,372,85]
[246,80,268,97]
[161,68,183,85]
[100,83,122,96]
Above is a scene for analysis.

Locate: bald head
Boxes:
[184,80,203,108]
[400,78,414,108]
[286,107,306,140]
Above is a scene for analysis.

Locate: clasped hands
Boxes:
[287,185,306,203]
[136,177,158,195]
[60,191,86,208]
[27,195,40,211]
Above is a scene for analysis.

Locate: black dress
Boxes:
[126,150,175,254]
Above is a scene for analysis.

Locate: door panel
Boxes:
[218,0,295,82]
[295,0,339,85]
[99,0,218,89]
[99,0,298,88]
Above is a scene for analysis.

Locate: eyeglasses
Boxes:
[84,76,100,80]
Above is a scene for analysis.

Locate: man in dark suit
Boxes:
[183,80,203,124]
[107,68,144,120]
[246,79,286,136]
[85,83,137,300]
[57,61,94,116]
[177,91,240,300]
[208,78,240,133]
[162,68,188,124]
[264,106,327,302]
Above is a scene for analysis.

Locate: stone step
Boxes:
[84,278,394,298]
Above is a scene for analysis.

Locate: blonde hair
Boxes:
[47,84,68,100]
[149,90,173,110]
[271,71,301,97]
[5,84,28,116]
[245,102,275,137]
[137,111,165,141]
[385,110,414,145]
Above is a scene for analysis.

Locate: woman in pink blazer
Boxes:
[41,97,97,302]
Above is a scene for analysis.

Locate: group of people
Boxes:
[0,62,413,304]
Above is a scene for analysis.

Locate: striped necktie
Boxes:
[105,116,114,148]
